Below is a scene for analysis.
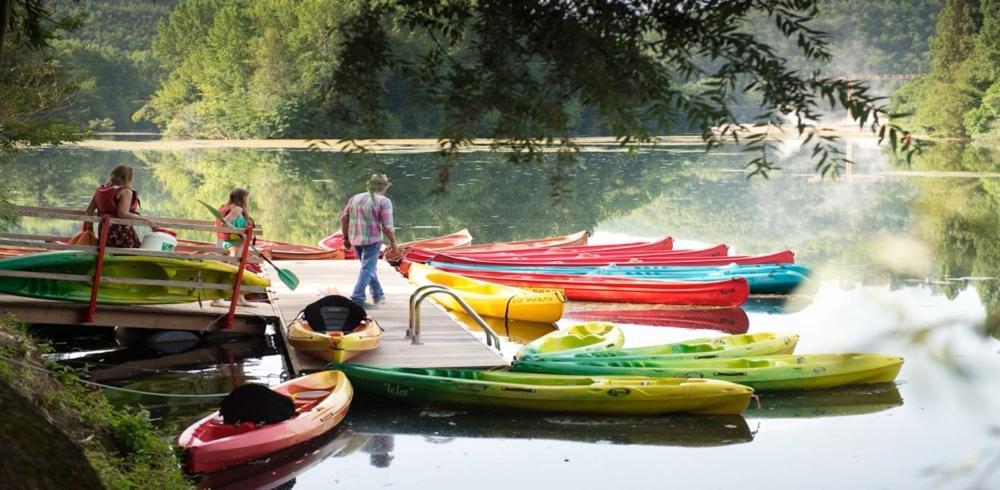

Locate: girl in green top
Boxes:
[212,188,256,308]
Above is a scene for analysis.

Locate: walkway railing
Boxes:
[408,284,501,349]
[0,206,266,330]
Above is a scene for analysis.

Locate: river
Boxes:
[9,136,999,489]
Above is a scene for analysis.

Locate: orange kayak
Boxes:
[176,238,345,260]
[178,371,353,473]
[320,228,473,260]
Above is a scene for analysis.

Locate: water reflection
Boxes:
[344,396,753,448]
[746,383,904,418]
[564,306,750,334]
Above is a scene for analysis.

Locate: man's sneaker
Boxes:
[373,296,388,306]
[361,302,378,309]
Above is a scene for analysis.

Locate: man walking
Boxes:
[341,173,399,307]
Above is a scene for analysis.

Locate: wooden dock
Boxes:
[268,259,507,375]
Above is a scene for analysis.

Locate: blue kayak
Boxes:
[426,261,811,295]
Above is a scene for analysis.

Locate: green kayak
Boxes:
[510,353,904,392]
[0,251,270,304]
[332,363,754,415]
[516,322,624,360]
[521,332,799,362]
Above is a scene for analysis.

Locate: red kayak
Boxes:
[430,249,794,267]
[404,237,678,263]
[564,307,750,334]
[320,229,473,260]
[178,371,353,474]
[404,230,590,263]
[433,267,749,306]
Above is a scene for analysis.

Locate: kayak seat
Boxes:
[302,295,367,333]
[220,384,295,425]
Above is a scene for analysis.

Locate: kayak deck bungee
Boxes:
[178,371,353,473]
[516,322,624,359]
[511,353,904,392]
[407,263,565,323]
[333,363,754,415]
[522,332,799,362]
[427,261,810,295]
[287,318,384,363]
[429,249,795,267]
[0,251,270,304]
[424,266,750,306]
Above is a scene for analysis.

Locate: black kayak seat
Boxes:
[301,295,367,333]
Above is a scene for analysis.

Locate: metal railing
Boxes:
[408,284,501,349]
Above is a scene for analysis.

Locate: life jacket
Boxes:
[92,185,139,216]
[215,203,254,240]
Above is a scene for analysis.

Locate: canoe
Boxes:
[178,371,353,473]
[332,364,753,415]
[429,249,795,267]
[564,307,750,334]
[176,238,345,260]
[447,230,588,251]
[511,353,904,392]
[425,267,750,306]
[287,318,384,363]
[408,263,565,323]
[403,237,674,263]
[522,332,799,362]
[320,229,473,260]
[409,244,728,265]
[517,322,624,359]
[427,261,810,295]
[0,251,270,304]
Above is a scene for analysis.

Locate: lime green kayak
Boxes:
[333,363,753,415]
[0,251,270,304]
[511,353,903,391]
[516,322,624,360]
[523,332,799,362]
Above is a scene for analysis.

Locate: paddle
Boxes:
[197,200,300,290]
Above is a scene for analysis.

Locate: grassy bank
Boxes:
[0,319,189,489]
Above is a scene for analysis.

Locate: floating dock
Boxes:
[268,259,507,375]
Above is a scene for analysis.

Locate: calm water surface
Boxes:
[14,138,1000,489]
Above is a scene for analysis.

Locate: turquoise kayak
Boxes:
[427,261,811,294]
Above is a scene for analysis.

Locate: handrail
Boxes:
[15,206,262,236]
[408,284,502,349]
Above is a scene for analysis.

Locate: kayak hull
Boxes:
[511,353,904,392]
[322,229,473,260]
[408,263,565,322]
[0,251,270,304]
[564,307,750,334]
[524,332,800,362]
[178,371,353,473]
[431,249,795,267]
[334,364,753,415]
[517,322,625,359]
[287,318,383,363]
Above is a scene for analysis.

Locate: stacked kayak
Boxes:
[419,266,750,306]
[178,371,353,473]
[516,322,625,359]
[522,332,799,362]
[404,237,677,263]
[512,353,903,392]
[429,249,794,267]
[429,262,811,295]
[564,307,750,334]
[332,363,754,415]
[177,238,344,260]
[0,251,270,304]
[320,228,474,260]
[408,263,565,323]
[287,318,384,363]
[402,230,590,263]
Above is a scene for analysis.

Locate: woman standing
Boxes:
[213,188,256,308]
[85,165,151,247]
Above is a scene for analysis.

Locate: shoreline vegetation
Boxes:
[0,320,190,489]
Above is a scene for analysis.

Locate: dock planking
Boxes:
[268,259,507,375]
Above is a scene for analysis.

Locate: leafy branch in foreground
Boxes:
[326,0,917,178]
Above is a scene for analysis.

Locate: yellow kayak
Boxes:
[287,318,383,363]
[517,322,624,359]
[408,263,565,323]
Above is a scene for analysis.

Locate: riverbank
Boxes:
[0,320,189,489]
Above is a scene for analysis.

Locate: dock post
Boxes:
[223,225,254,330]
[83,215,110,323]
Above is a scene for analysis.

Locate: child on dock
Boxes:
[212,188,257,308]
